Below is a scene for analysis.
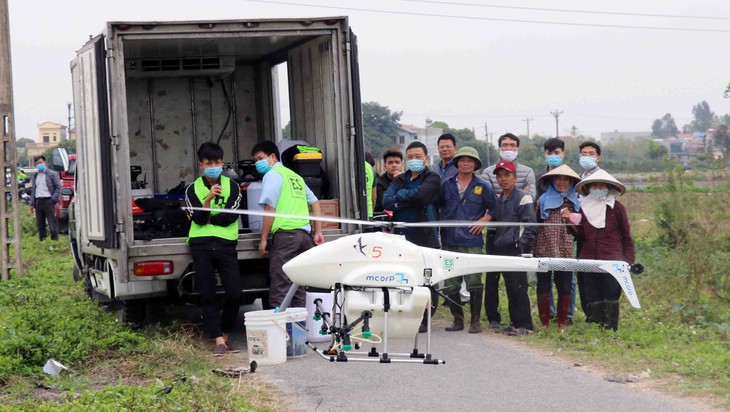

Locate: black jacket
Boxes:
[381,168,440,248]
[487,188,536,254]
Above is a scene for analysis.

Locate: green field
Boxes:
[1,173,729,409]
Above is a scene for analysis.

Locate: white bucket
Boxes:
[244,308,307,365]
[305,291,334,342]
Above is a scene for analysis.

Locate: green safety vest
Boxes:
[365,162,374,218]
[187,175,238,241]
[271,165,311,233]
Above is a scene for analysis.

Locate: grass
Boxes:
[437,186,730,408]
[3,179,729,409]
[0,212,286,411]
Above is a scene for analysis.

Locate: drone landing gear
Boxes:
[308,285,445,365]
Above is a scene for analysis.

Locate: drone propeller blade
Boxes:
[186,206,387,227]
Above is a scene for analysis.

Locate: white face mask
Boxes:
[500,150,518,162]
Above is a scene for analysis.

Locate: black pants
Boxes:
[537,270,572,295]
[581,272,622,304]
[268,229,315,309]
[192,246,242,339]
[484,248,533,330]
[34,198,58,241]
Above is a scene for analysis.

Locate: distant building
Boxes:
[600,131,651,143]
[398,124,444,165]
[26,121,70,160]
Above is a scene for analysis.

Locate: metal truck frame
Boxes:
[65,17,367,324]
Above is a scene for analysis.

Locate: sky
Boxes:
[6,0,730,145]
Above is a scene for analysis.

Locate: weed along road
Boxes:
[224,309,710,412]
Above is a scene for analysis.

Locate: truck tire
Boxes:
[114,300,147,326]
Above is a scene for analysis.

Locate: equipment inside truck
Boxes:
[120,27,343,240]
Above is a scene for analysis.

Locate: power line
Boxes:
[243,0,730,33]
[401,0,730,21]
[551,110,563,138]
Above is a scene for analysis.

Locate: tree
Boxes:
[713,125,730,163]
[42,139,77,160]
[15,137,34,148]
[281,121,292,139]
[685,101,717,133]
[651,113,678,138]
[362,102,402,158]
[724,83,730,99]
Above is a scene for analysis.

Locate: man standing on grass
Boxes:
[484,160,536,335]
[382,141,441,333]
[440,147,495,333]
[29,155,62,242]
[185,142,242,356]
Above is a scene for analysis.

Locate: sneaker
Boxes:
[213,343,227,356]
[488,321,502,332]
[225,341,240,353]
[506,327,533,336]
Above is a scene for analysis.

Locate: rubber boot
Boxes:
[604,300,620,331]
[445,293,465,331]
[556,294,570,328]
[586,301,605,325]
[468,288,483,333]
[537,292,552,328]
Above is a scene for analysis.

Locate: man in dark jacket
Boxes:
[440,147,496,333]
[29,155,63,241]
[485,160,536,335]
[374,148,403,213]
[382,141,440,333]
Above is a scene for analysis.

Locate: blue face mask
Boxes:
[579,156,597,170]
[204,166,223,179]
[588,188,609,199]
[36,163,46,172]
[406,159,425,173]
[255,158,272,175]
[546,155,563,168]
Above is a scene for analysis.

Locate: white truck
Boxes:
[62,17,368,324]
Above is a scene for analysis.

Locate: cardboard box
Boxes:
[318,199,340,229]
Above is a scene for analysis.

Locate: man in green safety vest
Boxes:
[251,140,324,309]
[185,142,243,356]
[365,151,376,219]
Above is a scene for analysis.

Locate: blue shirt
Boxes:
[440,175,497,247]
[259,162,318,232]
[435,159,458,181]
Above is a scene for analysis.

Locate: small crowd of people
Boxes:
[374,133,635,336]
[186,135,634,355]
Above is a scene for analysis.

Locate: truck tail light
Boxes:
[134,261,173,276]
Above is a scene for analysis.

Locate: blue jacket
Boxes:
[440,175,496,247]
[30,169,62,207]
[382,168,440,248]
[434,159,458,182]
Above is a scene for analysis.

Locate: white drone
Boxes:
[190,207,643,365]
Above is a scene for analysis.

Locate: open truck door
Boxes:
[70,35,116,249]
[346,28,368,222]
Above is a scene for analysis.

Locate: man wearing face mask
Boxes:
[382,141,441,333]
[251,140,324,311]
[480,133,536,200]
[578,141,602,179]
[29,155,63,241]
[185,142,243,356]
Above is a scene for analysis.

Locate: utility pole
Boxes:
[551,110,563,138]
[522,118,533,139]
[1,0,24,279]
[570,125,578,137]
[484,122,490,166]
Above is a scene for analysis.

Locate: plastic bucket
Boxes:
[305,291,334,342]
[244,308,307,365]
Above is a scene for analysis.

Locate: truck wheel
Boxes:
[114,300,147,327]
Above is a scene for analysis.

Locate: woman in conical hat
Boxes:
[532,164,581,329]
[572,169,634,331]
